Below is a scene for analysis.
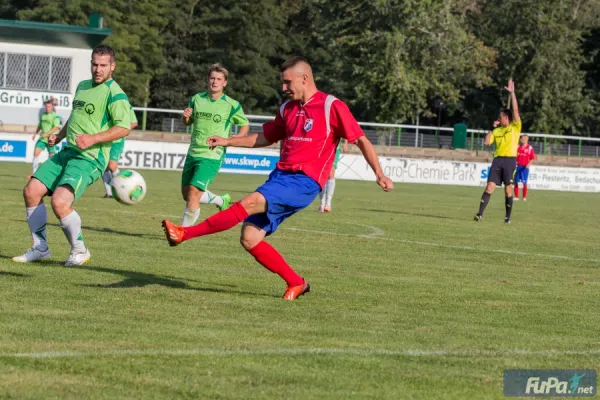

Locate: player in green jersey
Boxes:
[102,105,138,198]
[180,63,249,226]
[318,139,347,212]
[13,45,132,266]
[30,99,61,176]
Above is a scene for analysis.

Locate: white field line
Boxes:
[0,347,599,359]
[3,200,599,263]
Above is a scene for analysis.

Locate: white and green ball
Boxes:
[111,170,147,205]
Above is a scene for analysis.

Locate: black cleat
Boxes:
[474,214,483,222]
[103,194,113,199]
[504,217,511,224]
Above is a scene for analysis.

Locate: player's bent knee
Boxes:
[240,236,259,251]
[240,192,267,215]
[50,187,74,216]
[23,180,45,204]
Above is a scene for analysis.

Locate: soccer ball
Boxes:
[110,170,147,205]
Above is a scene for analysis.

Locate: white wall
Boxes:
[0,42,91,126]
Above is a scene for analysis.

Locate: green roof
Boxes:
[0,19,111,49]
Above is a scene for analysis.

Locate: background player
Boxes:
[319,139,347,212]
[180,63,249,226]
[30,99,61,176]
[12,45,132,266]
[474,78,521,224]
[162,57,393,301]
[514,133,535,201]
[102,105,139,198]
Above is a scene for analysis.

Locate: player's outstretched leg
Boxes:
[241,222,309,301]
[13,179,51,263]
[164,201,250,246]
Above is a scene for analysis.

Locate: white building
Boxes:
[0,14,111,126]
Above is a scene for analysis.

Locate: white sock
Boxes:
[319,189,326,207]
[102,171,112,196]
[114,168,120,176]
[26,204,48,251]
[32,157,40,173]
[200,191,224,207]
[325,178,336,207]
[60,210,86,254]
[182,207,200,227]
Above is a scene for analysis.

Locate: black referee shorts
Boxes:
[487,157,517,186]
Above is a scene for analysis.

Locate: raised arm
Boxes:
[505,79,520,123]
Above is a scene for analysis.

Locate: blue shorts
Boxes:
[515,165,530,183]
[245,169,321,235]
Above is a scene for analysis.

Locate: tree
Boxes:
[284,0,495,124]
[469,0,600,134]
[17,0,170,106]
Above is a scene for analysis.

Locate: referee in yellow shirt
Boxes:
[475,79,522,224]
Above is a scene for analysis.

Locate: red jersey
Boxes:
[263,91,364,188]
[517,144,535,166]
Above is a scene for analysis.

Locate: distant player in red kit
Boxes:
[515,134,535,201]
[161,56,393,300]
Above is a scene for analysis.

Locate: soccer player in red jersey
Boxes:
[514,134,535,201]
[162,56,393,300]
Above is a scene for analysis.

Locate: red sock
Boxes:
[514,185,519,198]
[183,202,248,241]
[248,241,304,287]
[523,184,528,198]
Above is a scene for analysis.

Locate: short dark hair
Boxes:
[44,98,54,105]
[92,45,115,62]
[207,63,228,80]
[280,56,311,72]
[499,107,513,121]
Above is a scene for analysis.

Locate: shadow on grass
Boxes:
[0,174,25,179]
[0,252,274,297]
[363,208,461,221]
[8,221,163,240]
[65,263,278,298]
[0,270,32,278]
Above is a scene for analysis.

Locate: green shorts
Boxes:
[109,140,125,162]
[181,155,223,191]
[333,147,342,169]
[33,147,103,200]
[35,139,56,155]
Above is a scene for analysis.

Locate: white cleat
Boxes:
[65,249,91,266]
[12,247,51,263]
[514,197,519,201]
[318,206,325,213]
[523,198,527,202]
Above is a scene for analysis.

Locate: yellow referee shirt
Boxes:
[490,119,522,157]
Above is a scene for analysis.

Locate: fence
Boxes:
[132,107,600,158]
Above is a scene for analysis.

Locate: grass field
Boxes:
[0,161,599,399]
